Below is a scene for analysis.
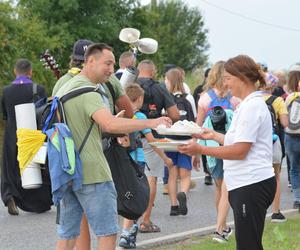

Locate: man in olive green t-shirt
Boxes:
[55,43,172,250]
[53,39,134,250]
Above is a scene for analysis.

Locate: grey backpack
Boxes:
[286,93,300,135]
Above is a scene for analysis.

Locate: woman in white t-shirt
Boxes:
[197,61,239,242]
[179,55,276,250]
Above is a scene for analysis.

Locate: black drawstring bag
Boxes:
[104,140,150,220]
[210,106,227,134]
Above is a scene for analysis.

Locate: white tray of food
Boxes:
[149,139,190,152]
[155,120,203,136]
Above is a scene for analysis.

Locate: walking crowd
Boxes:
[1,39,300,250]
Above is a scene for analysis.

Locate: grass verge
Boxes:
[153,213,300,250]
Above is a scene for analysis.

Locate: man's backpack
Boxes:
[36,86,100,132]
[174,93,195,122]
[138,78,160,119]
[99,83,150,220]
[265,95,281,138]
[166,93,195,141]
[36,87,101,184]
[265,95,286,158]
[286,93,300,135]
[104,140,150,220]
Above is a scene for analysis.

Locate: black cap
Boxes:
[163,64,177,76]
[72,39,93,61]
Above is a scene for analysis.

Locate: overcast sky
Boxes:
[141,0,300,70]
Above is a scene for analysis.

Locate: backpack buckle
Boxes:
[125,191,133,200]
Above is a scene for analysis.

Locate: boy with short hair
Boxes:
[118,83,173,248]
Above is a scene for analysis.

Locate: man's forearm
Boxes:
[102,116,152,134]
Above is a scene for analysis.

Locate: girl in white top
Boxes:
[179,55,276,250]
[164,68,196,216]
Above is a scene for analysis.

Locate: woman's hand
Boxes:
[192,128,215,140]
[178,140,202,156]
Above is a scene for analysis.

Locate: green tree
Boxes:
[18,0,142,70]
[0,1,61,94]
[135,0,209,73]
[2,0,209,89]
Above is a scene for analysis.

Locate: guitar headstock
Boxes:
[40,49,61,79]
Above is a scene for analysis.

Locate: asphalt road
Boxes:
[0,161,295,250]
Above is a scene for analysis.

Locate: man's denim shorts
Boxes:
[57,181,119,239]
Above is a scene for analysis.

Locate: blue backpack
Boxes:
[206,89,232,117]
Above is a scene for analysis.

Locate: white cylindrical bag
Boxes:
[15,103,42,189]
[119,67,139,88]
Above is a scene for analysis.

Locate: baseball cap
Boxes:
[163,64,176,76]
[289,63,300,72]
[72,39,93,60]
[259,62,268,70]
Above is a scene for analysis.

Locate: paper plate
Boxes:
[149,140,190,152]
[155,127,202,136]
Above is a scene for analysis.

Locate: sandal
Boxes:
[139,222,161,233]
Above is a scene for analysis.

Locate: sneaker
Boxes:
[7,198,19,216]
[293,201,300,209]
[170,205,180,216]
[288,182,292,188]
[204,175,213,185]
[212,231,228,243]
[177,192,188,215]
[293,201,300,213]
[223,227,233,238]
[271,212,287,223]
[189,180,196,190]
[119,233,136,249]
[129,224,138,243]
[162,184,169,195]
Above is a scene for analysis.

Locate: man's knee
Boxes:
[97,234,117,250]
[55,239,77,250]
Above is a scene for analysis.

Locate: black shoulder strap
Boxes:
[60,86,107,104]
[59,86,105,154]
[106,82,116,106]
[266,95,277,106]
[106,82,116,114]
[175,93,186,99]
[32,83,37,95]
[78,122,94,154]
[32,83,39,102]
